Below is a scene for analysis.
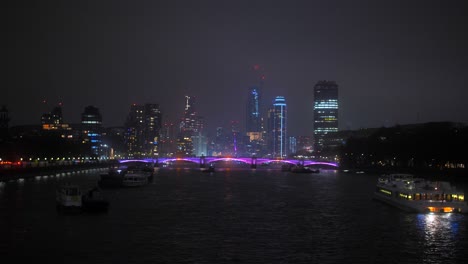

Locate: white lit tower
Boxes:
[313,81,339,153]
[268,96,287,158]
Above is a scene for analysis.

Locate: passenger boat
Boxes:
[121,168,151,187]
[56,184,82,211]
[374,173,468,213]
[82,187,109,212]
[100,160,154,188]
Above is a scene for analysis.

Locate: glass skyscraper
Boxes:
[313,81,339,153]
[246,86,261,133]
[81,105,103,157]
[268,96,287,158]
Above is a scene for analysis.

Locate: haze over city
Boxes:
[4,0,468,136]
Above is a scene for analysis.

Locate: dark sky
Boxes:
[3,0,468,136]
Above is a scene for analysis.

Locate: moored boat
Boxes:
[56,184,82,212]
[374,173,467,213]
[201,164,215,173]
[290,165,319,173]
[121,168,150,187]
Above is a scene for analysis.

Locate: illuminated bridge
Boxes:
[119,157,338,169]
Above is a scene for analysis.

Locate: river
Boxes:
[1,168,467,263]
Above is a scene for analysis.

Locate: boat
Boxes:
[99,160,154,188]
[290,164,319,173]
[201,164,215,173]
[82,187,109,212]
[374,173,468,213]
[121,166,151,187]
[98,170,124,188]
[56,184,82,211]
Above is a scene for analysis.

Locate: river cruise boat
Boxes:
[56,184,82,211]
[374,173,467,213]
[121,167,151,187]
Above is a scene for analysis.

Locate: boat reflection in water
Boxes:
[374,173,467,213]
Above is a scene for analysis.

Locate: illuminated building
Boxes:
[81,105,103,157]
[144,104,162,158]
[268,96,287,158]
[246,86,261,133]
[245,86,265,156]
[160,122,177,157]
[124,103,162,158]
[313,80,339,153]
[178,95,204,156]
[125,104,144,158]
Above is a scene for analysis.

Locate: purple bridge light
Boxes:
[119,157,339,168]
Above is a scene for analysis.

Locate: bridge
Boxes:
[119,157,338,169]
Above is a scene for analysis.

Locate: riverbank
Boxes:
[0,162,114,182]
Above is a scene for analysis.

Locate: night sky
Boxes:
[3,0,468,136]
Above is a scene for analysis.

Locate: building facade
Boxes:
[268,96,287,158]
[313,81,339,153]
[81,105,103,157]
[124,103,162,158]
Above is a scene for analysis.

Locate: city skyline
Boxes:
[4,0,468,136]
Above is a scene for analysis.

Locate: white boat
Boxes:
[121,169,150,187]
[374,173,468,213]
[56,184,82,211]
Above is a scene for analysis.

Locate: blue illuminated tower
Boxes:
[313,81,339,153]
[81,105,103,157]
[268,96,287,158]
[246,86,261,133]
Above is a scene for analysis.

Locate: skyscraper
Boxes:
[144,104,162,158]
[177,95,203,156]
[81,105,103,157]
[246,86,261,133]
[125,104,145,158]
[124,103,162,158]
[313,81,339,153]
[268,96,287,158]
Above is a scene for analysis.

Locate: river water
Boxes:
[0,168,467,264]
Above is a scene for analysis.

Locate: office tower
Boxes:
[124,103,162,158]
[246,86,261,133]
[313,80,339,153]
[288,136,297,155]
[182,95,198,133]
[125,104,144,158]
[144,104,162,158]
[81,105,103,157]
[178,95,204,156]
[268,96,287,158]
[160,122,177,157]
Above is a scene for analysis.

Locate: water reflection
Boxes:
[417,213,459,261]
